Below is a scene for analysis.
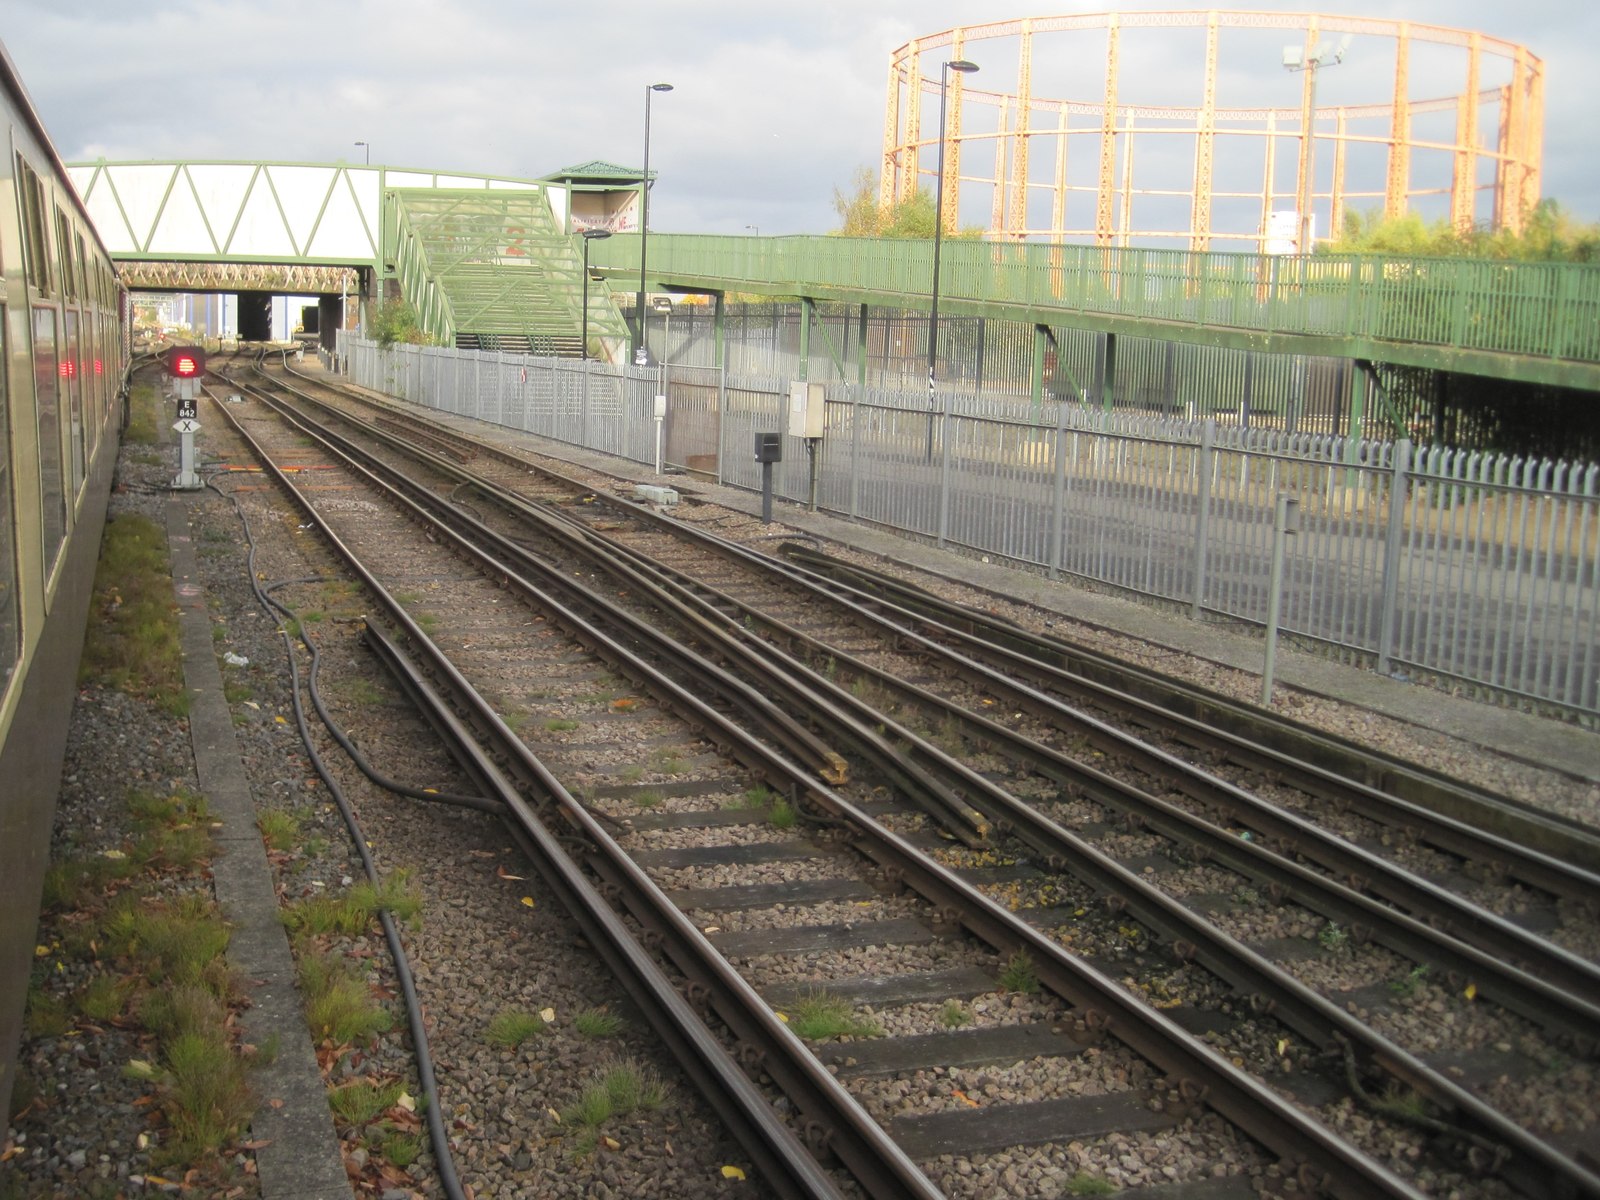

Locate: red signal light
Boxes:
[168,346,206,378]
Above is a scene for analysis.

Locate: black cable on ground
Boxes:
[204,473,470,1200]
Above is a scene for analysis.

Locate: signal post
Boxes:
[166,346,205,490]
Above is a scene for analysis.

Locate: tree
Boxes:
[831,167,981,239]
[1325,200,1599,262]
[369,300,431,347]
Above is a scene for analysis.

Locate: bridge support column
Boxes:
[798,298,814,381]
[1346,357,1368,441]
[1099,332,1118,414]
[713,292,725,372]
[857,305,869,388]
[1031,325,1048,424]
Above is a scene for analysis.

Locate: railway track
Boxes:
[205,356,1599,1198]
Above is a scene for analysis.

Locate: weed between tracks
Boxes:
[559,1059,669,1157]
[17,780,263,1185]
[78,514,190,715]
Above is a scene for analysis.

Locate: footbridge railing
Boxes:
[589,234,1600,392]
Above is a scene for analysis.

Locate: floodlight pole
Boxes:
[635,82,673,366]
[1283,36,1346,254]
[926,58,978,462]
[355,140,369,165]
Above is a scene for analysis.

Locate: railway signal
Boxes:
[166,346,206,401]
[166,347,205,490]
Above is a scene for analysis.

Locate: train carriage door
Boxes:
[55,212,84,496]
[63,308,84,496]
[30,306,67,574]
[0,303,16,690]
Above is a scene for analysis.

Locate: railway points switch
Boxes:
[634,484,680,506]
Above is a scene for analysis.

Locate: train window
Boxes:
[17,158,51,296]
[75,235,89,309]
[56,211,75,302]
[0,306,17,690]
[32,306,68,573]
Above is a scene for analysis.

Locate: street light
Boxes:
[635,82,674,366]
[581,229,612,361]
[745,225,759,237]
[1282,34,1349,254]
[354,140,369,165]
[651,295,674,363]
[926,58,978,461]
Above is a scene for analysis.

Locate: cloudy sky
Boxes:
[6,0,1596,240]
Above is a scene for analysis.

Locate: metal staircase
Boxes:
[386,189,629,359]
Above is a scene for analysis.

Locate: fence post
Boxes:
[1191,419,1215,618]
[716,353,728,486]
[1049,401,1069,579]
[582,358,592,449]
[849,384,861,520]
[937,397,953,547]
[1376,438,1412,675]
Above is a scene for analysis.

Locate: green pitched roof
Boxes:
[543,160,649,184]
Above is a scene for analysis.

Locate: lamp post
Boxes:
[745,225,759,237]
[651,295,674,363]
[635,82,674,366]
[1282,34,1349,254]
[926,58,978,461]
[354,140,369,165]
[581,229,612,361]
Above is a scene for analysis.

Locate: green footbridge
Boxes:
[387,189,629,356]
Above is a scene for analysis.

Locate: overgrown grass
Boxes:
[733,785,771,811]
[78,514,189,714]
[997,950,1040,995]
[282,872,422,937]
[161,1029,255,1164]
[328,1078,404,1126]
[1063,1173,1117,1196]
[560,1059,668,1154]
[382,1132,423,1169]
[258,808,303,852]
[76,973,137,1023]
[784,990,882,1041]
[98,894,253,1164]
[122,383,161,446]
[298,950,392,1045]
[573,1007,625,1038]
[126,788,214,872]
[940,1000,973,1028]
[103,893,235,992]
[486,1009,547,1047]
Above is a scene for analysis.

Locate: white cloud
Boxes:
[6,0,1596,235]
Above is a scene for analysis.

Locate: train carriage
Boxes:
[0,39,130,1122]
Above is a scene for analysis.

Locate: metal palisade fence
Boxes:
[346,337,1600,718]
